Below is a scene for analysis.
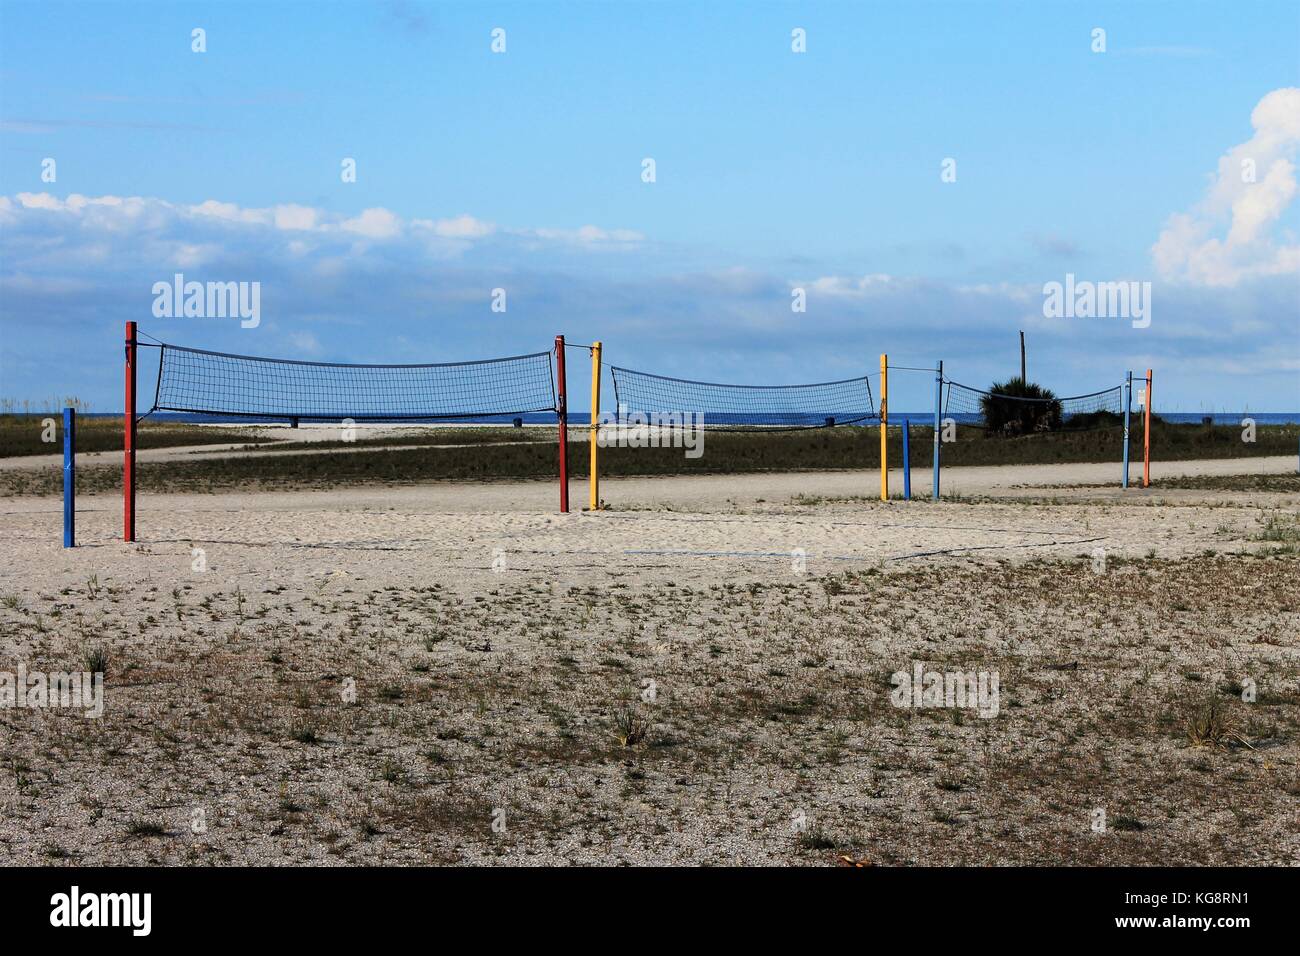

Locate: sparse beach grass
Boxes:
[1,421,1294,496]
[0,414,276,458]
[0,541,1295,865]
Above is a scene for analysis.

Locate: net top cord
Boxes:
[149,340,557,421]
[608,365,877,430]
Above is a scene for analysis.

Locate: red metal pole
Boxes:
[555,335,569,513]
[124,321,137,541]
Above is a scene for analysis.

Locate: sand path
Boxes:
[2,457,1294,596]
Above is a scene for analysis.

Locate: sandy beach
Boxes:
[1,453,1296,865]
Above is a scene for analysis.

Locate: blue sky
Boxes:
[1,0,1298,414]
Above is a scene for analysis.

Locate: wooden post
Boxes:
[1020,331,1026,383]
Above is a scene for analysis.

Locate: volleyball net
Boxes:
[120,324,570,540]
[609,365,876,430]
[941,380,1126,434]
[934,370,1151,497]
[111,325,1153,542]
[150,342,557,422]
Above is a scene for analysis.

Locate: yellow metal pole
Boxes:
[880,353,888,501]
[589,341,602,511]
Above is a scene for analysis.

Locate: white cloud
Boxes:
[5,193,640,260]
[274,205,318,231]
[1,188,1295,411]
[341,207,402,240]
[289,331,324,356]
[1152,87,1300,286]
[527,224,642,244]
[428,214,495,239]
[575,224,641,243]
[806,274,894,296]
[191,199,268,224]
[17,192,72,211]
[171,243,216,268]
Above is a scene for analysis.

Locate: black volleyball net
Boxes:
[148,342,557,422]
[942,380,1125,434]
[608,365,877,430]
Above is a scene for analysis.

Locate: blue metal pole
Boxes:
[1122,371,1132,489]
[902,418,911,500]
[63,407,75,548]
[932,360,942,500]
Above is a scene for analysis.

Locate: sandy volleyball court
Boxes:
[1,464,1298,585]
[1,459,1297,865]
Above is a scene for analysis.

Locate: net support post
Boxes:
[1143,368,1152,488]
[902,418,911,500]
[932,360,942,501]
[63,407,75,548]
[555,335,569,513]
[1122,370,1132,489]
[588,341,602,511]
[124,321,137,542]
[879,353,888,501]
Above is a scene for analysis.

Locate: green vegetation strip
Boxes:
[1150,473,1300,493]
[234,427,547,452]
[0,416,272,457]
[1,423,1295,496]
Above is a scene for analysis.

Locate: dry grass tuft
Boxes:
[1184,694,1252,750]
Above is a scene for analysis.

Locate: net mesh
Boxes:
[610,365,875,430]
[151,343,556,421]
[943,380,1124,434]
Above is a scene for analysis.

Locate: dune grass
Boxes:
[938,421,1298,468]
[0,416,546,460]
[0,415,270,457]
[0,422,1294,496]
[1150,473,1300,493]
[233,427,547,452]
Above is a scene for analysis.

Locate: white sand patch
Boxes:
[2,462,1293,599]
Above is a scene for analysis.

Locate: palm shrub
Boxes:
[980,377,1062,434]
